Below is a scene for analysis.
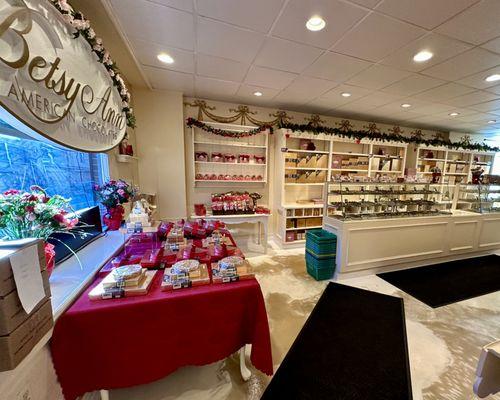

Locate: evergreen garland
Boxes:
[278,122,499,152]
[186,117,273,137]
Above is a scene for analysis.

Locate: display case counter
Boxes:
[323,190,500,277]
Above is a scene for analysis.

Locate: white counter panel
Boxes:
[323,211,500,277]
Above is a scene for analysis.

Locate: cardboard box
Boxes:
[315,154,327,168]
[0,299,53,372]
[306,218,322,227]
[0,240,46,297]
[0,270,51,336]
[285,153,298,168]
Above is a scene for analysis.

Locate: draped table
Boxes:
[50,247,273,400]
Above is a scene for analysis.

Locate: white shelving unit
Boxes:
[190,121,270,186]
[410,145,495,206]
[274,128,408,245]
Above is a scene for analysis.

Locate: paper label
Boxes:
[9,243,45,313]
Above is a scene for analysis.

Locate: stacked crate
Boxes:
[305,229,337,280]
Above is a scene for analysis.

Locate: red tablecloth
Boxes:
[51,273,273,400]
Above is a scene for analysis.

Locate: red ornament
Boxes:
[355,139,361,144]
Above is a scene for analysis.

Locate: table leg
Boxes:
[100,390,110,400]
[262,220,268,254]
[240,345,251,381]
[257,221,262,245]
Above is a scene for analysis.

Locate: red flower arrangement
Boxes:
[93,180,135,230]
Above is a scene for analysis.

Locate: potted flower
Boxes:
[0,186,80,276]
[94,180,135,230]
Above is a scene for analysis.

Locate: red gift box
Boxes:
[140,248,164,269]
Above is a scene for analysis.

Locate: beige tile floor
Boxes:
[110,239,500,400]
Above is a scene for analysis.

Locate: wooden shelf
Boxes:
[285,167,328,171]
[286,214,323,219]
[331,168,369,172]
[116,154,138,163]
[287,148,329,154]
[285,183,325,186]
[194,141,266,149]
[286,225,322,231]
[195,179,266,183]
[332,151,368,157]
[195,161,266,166]
[418,158,446,162]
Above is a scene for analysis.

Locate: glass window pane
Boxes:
[0,133,108,211]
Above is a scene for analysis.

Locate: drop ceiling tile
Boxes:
[409,102,456,115]
[197,18,265,63]
[331,101,378,113]
[254,37,323,73]
[347,0,381,8]
[375,0,479,30]
[375,98,428,114]
[382,74,446,96]
[272,90,312,107]
[196,54,248,82]
[459,66,500,90]
[320,84,372,101]
[421,48,500,81]
[142,66,194,92]
[348,91,403,107]
[442,91,498,107]
[346,65,413,90]
[128,37,195,73]
[110,0,194,50]
[305,97,351,110]
[380,33,472,73]
[196,0,283,33]
[435,0,500,45]
[303,52,372,82]
[272,0,368,49]
[244,66,298,90]
[469,99,500,113]
[285,76,338,98]
[194,76,240,97]
[332,13,426,62]
[485,85,500,96]
[481,37,500,54]
[413,82,476,102]
[236,85,280,100]
[148,0,193,11]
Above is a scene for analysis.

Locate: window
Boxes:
[0,131,109,211]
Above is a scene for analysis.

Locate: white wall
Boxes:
[134,89,187,219]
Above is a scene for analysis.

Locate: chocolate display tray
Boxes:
[161,264,210,291]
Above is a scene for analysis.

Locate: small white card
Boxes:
[10,243,45,313]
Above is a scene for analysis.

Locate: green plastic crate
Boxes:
[306,229,337,256]
[306,263,334,281]
[305,251,335,281]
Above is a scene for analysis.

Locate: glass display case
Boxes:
[456,184,500,213]
[325,181,453,220]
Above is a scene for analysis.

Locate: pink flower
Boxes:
[117,189,125,196]
[3,189,20,196]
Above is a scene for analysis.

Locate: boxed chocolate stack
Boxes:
[211,192,255,215]
[0,239,53,371]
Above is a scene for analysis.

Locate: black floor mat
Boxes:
[377,255,500,308]
[261,282,412,400]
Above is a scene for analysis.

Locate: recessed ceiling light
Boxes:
[253,91,263,97]
[488,120,497,124]
[401,103,411,108]
[413,50,433,63]
[157,53,174,64]
[306,16,326,32]
[485,74,500,82]
[449,112,459,116]
[341,92,351,97]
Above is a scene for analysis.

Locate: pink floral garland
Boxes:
[49,0,136,128]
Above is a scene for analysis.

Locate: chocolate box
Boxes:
[0,270,51,336]
[0,299,53,372]
[0,239,46,297]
